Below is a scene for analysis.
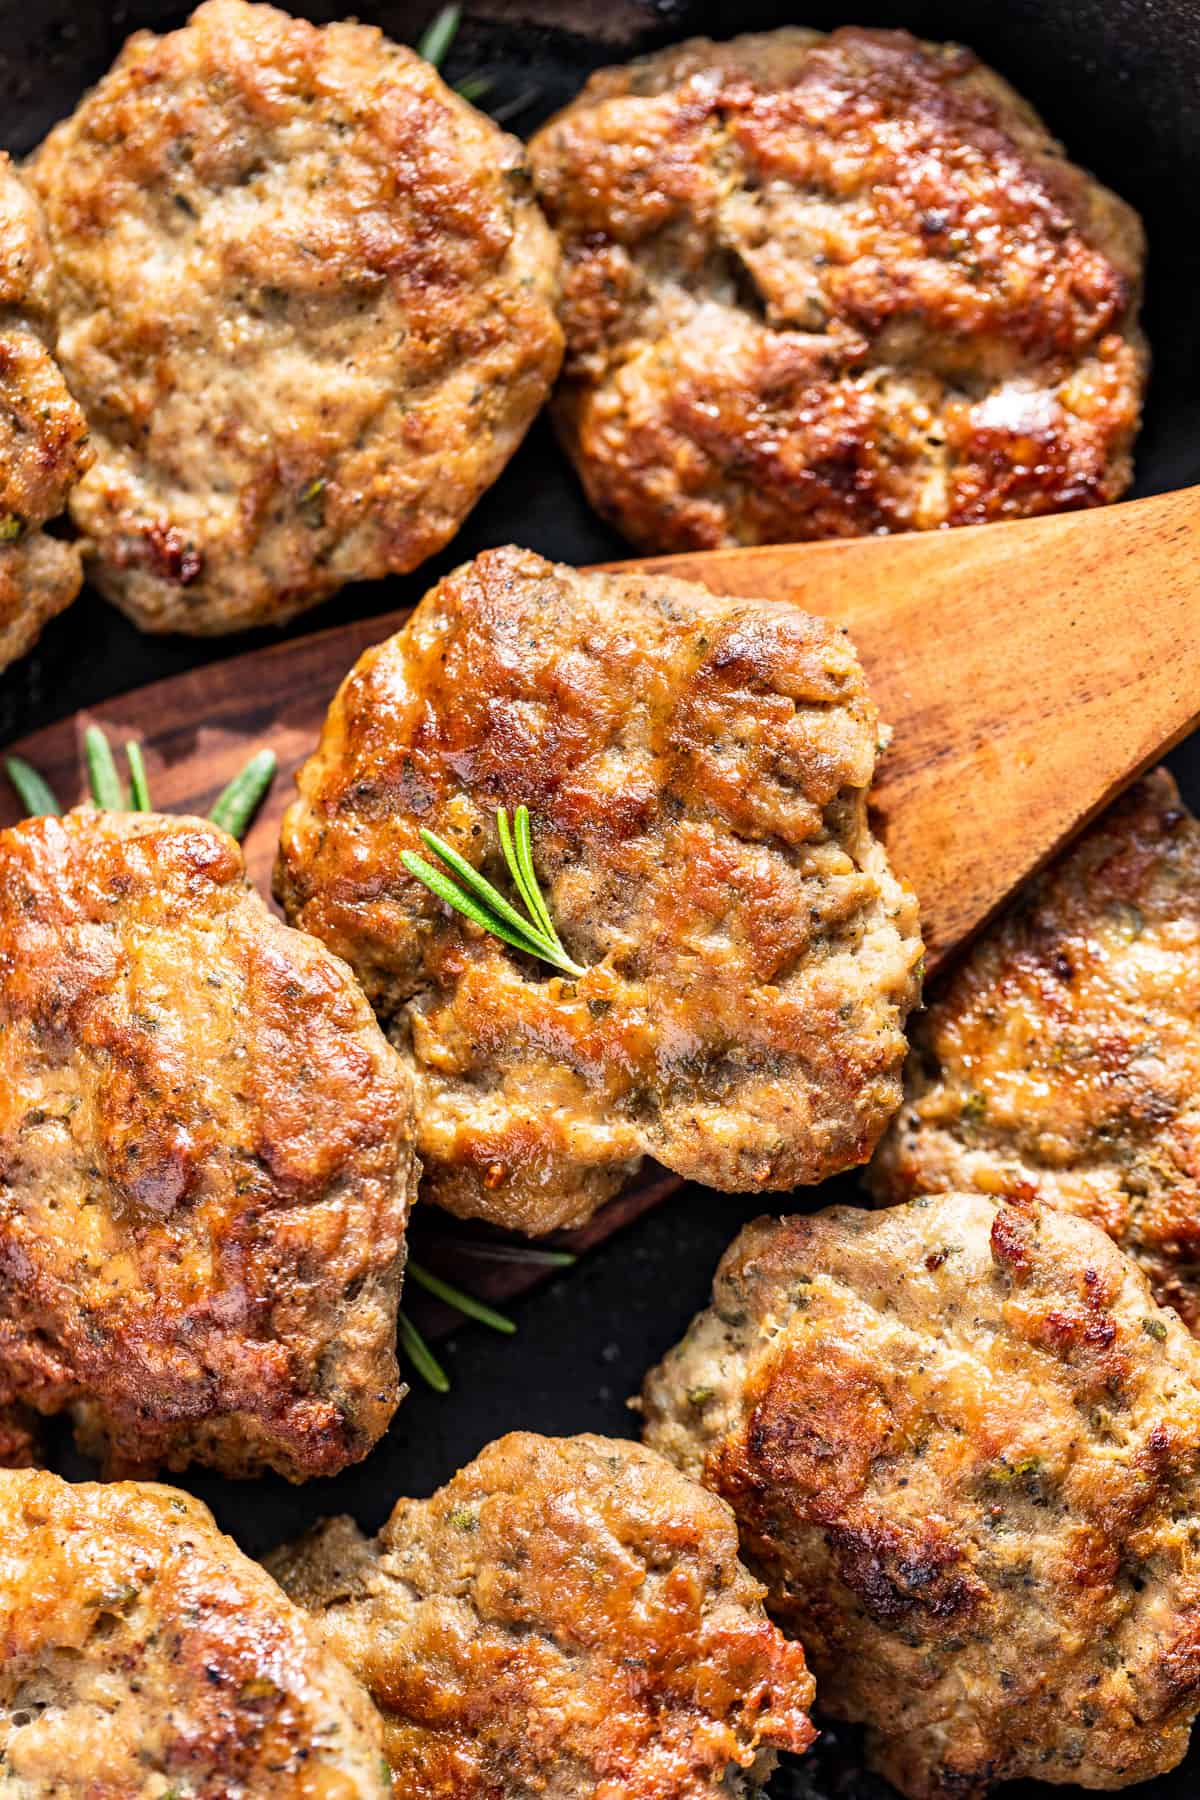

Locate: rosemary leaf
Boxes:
[407,1259,516,1335]
[513,804,561,947]
[398,1309,451,1393]
[455,1242,578,1270]
[419,827,557,947]
[4,756,62,818]
[125,742,151,812]
[417,3,461,69]
[209,749,277,841]
[85,725,125,811]
[401,850,554,964]
[496,804,543,932]
[454,74,493,104]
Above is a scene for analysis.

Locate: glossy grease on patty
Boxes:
[275,545,922,1234]
[268,1431,815,1799]
[530,27,1147,553]
[0,807,417,1479]
[0,154,91,667]
[0,1469,389,1796]
[872,770,1200,1330]
[643,1195,1200,1797]
[28,0,562,634]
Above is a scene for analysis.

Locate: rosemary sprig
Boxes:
[398,1309,451,1393]
[417,3,461,68]
[208,749,277,840]
[4,728,275,845]
[85,724,125,811]
[402,806,586,978]
[4,756,61,817]
[407,1259,516,1335]
[125,740,151,812]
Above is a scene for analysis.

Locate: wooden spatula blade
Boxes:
[609,486,1200,971]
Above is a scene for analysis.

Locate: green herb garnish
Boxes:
[402,806,586,978]
[84,724,125,811]
[208,748,277,840]
[417,4,461,68]
[4,755,62,817]
[5,729,275,844]
[407,1259,516,1335]
[398,1309,451,1393]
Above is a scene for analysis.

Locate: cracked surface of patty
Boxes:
[27,0,562,634]
[643,1194,1200,1798]
[871,769,1200,1331]
[0,153,91,668]
[0,807,417,1479]
[0,1468,389,1797]
[274,544,922,1234]
[529,26,1147,553]
[268,1430,815,1800]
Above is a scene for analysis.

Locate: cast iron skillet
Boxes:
[2,5,1199,1795]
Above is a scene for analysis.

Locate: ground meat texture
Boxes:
[27,0,562,636]
[0,807,417,1480]
[642,1195,1200,1798]
[871,769,1200,1332]
[0,1469,390,1796]
[274,545,922,1235]
[267,1431,815,1800]
[528,27,1147,554]
[0,154,91,668]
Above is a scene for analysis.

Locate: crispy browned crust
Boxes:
[28,0,562,635]
[268,1431,815,1799]
[0,807,418,1479]
[643,1196,1200,1798]
[0,153,90,667]
[274,545,922,1234]
[0,1468,390,1795]
[529,27,1147,553]
[871,769,1200,1332]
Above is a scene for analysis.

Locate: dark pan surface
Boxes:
[2,4,1200,1794]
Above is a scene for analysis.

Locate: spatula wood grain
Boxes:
[2,486,1196,1317]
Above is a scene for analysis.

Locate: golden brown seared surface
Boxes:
[643,1196,1200,1798]
[0,153,91,668]
[28,0,562,636]
[529,27,1147,554]
[268,1431,815,1800]
[872,770,1200,1332]
[0,807,417,1480]
[275,545,922,1234]
[0,1469,390,1797]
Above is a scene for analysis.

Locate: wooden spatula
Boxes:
[611,483,1200,972]
[3,487,1198,980]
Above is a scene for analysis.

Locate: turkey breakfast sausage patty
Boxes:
[267,1431,816,1800]
[529,27,1147,553]
[0,1469,390,1797]
[643,1195,1200,1799]
[872,769,1200,1330]
[0,807,417,1480]
[0,154,91,669]
[27,0,562,635]
[275,545,923,1235]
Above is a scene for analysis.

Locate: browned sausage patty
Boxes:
[643,1195,1200,1798]
[275,545,922,1234]
[871,769,1200,1331]
[0,153,91,667]
[27,0,562,635]
[0,807,417,1479]
[529,27,1147,553]
[268,1431,815,1799]
[0,1469,389,1796]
